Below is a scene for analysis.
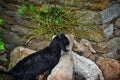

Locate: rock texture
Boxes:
[72,52,104,80]
[101,3,120,23]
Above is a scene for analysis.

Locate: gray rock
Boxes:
[2,29,26,45]
[101,3,120,23]
[72,52,104,80]
[103,24,114,39]
[5,11,22,24]
[17,18,37,28]
[4,44,16,51]
[77,10,102,26]
[11,25,29,36]
[103,51,119,59]
[96,37,120,59]
[0,54,7,61]
[27,39,49,50]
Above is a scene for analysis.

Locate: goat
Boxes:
[73,39,120,80]
[0,33,70,80]
[47,34,74,80]
[48,34,104,80]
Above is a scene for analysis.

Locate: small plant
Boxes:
[18,4,102,42]
[0,18,5,50]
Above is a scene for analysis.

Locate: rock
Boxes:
[4,44,16,51]
[102,39,120,59]
[95,37,120,59]
[2,29,26,45]
[101,3,120,23]
[27,39,49,50]
[17,18,37,28]
[0,54,7,61]
[114,29,120,37]
[90,0,109,10]
[76,10,102,25]
[75,10,104,42]
[115,17,120,28]
[5,11,24,24]
[9,46,36,69]
[116,49,120,60]
[103,51,119,60]
[103,24,114,39]
[72,52,104,80]
[0,14,16,25]
[11,25,29,36]
[75,30,105,42]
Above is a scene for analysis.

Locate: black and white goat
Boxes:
[0,33,70,80]
[47,34,74,80]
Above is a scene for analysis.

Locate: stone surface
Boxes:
[72,52,104,80]
[4,44,17,51]
[2,29,26,45]
[27,39,49,50]
[0,54,7,61]
[103,24,114,39]
[101,3,120,23]
[95,37,120,59]
[75,30,105,42]
[77,10,102,25]
[115,17,120,28]
[90,0,109,10]
[114,29,120,37]
[11,25,29,36]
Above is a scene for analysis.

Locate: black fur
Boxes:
[0,33,69,80]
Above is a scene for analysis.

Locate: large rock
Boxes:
[101,3,120,23]
[27,39,49,50]
[103,24,114,39]
[0,54,7,61]
[11,25,29,36]
[2,29,26,45]
[75,10,104,42]
[76,10,102,26]
[95,37,120,59]
[72,52,104,80]
[75,29,104,42]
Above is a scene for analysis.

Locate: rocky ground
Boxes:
[0,0,120,80]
